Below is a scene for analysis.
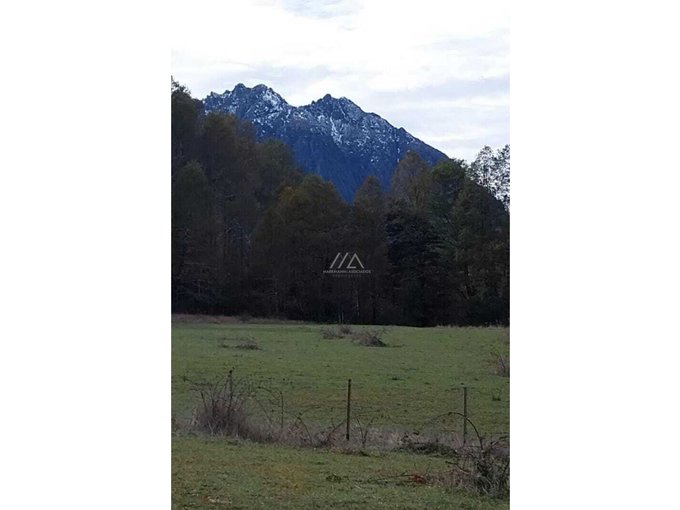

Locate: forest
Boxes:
[171,81,509,326]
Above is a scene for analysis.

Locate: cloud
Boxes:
[278,0,362,19]
[171,0,509,162]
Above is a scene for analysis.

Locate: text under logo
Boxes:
[323,252,371,277]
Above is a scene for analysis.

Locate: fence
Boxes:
[177,370,500,451]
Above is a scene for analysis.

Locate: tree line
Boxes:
[172,80,509,326]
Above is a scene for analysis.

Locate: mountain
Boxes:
[202,84,448,201]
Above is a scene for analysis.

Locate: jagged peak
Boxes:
[306,94,363,120]
[311,93,357,107]
[204,83,289,111]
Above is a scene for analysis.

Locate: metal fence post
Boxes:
[346,378,352,441]
[463,386,468,445]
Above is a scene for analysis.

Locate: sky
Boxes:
[172,0,509,162]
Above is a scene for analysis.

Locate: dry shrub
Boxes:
[235,338,261,350]
[186,371,266,440]
[353,328,387,347]
[339,324,353,335]
[446,415,509,499]
[279,415,346,448]
[449,438,509,498]
[219,336,261,350]
[320,325,354,339]
[396,413,509,499]
[184,371,347,447]
[321,327,345,339]
[314,420,346,447]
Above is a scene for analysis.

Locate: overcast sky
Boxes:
[172,0,509,162]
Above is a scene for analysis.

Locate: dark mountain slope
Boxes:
[203,84,447,200]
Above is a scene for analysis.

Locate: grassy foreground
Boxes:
[172,319,509,508]
[172,437,507,509]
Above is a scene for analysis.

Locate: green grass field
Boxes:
[172,319,509,509]
[173,438,508,509]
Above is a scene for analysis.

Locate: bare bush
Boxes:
[235,338,261,350]
[185,371,266,440]
[320,327,345,339]
[339,324,353,335]
[320,325,356,339]
[447,415,509,498]
[279,414,345,448]
[219,336,261,350]
[355,415,376,448]
[353,328,387,347]
[314,420,345,447]
[394,413,508,499]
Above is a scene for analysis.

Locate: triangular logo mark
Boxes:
[346,253,364,269]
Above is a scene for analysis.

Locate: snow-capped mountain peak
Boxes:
[202,84,447,200]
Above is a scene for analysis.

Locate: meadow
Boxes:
[172,317,509,508]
